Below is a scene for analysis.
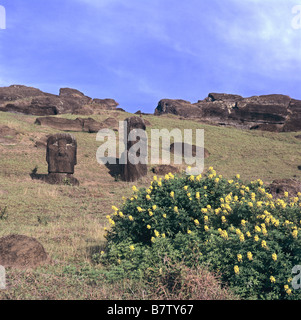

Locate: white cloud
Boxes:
[209,0,301,77]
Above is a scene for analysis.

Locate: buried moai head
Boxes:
[46,133,77,174]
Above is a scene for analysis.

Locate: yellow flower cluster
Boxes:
[284,284,292,295]
[218,228,228,240]
[109,167,301,297]
[234,265,240,274]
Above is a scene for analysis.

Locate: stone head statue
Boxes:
[46,133,77,174]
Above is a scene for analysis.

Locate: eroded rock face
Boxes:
[0,234,49,269]
[120,116,148,182]
[0,85,119,116]
[155,93,301,132]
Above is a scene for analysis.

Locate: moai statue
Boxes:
[120,116,148,182]
[45,133,79,185]
[47,133,77,174]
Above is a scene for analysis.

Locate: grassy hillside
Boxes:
[0,110,300,299]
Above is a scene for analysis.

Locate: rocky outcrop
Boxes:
[0,85,119,116]
[155,93,301,132]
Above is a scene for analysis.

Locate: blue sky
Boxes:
[0,0,300,113]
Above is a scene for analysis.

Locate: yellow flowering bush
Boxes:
[99,167,301,300]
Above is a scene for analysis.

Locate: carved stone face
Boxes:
[46,133,77,174]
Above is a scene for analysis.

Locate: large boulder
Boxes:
[155,99,200,118]
[0,234,49,269]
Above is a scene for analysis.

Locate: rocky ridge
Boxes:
[155,93,301,132]
[0,85,119,116]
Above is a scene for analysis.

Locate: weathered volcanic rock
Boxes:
[0,85,46,101]
[35,117,83,131]
[0,85,119,116]
[205,93,244,102]
[102,117,119,128]
[92,98,119,110]
[35,116,104,133]
[282,99,301,132]
[0,234,49,269]
[155,93,301,132]
[155,99,200,118]
[81,118,104,133]
[229,94,290,125]
[59,87,92,102]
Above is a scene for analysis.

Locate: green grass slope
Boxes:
[0,110,300,299]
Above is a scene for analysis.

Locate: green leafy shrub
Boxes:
[98,167,301,300]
